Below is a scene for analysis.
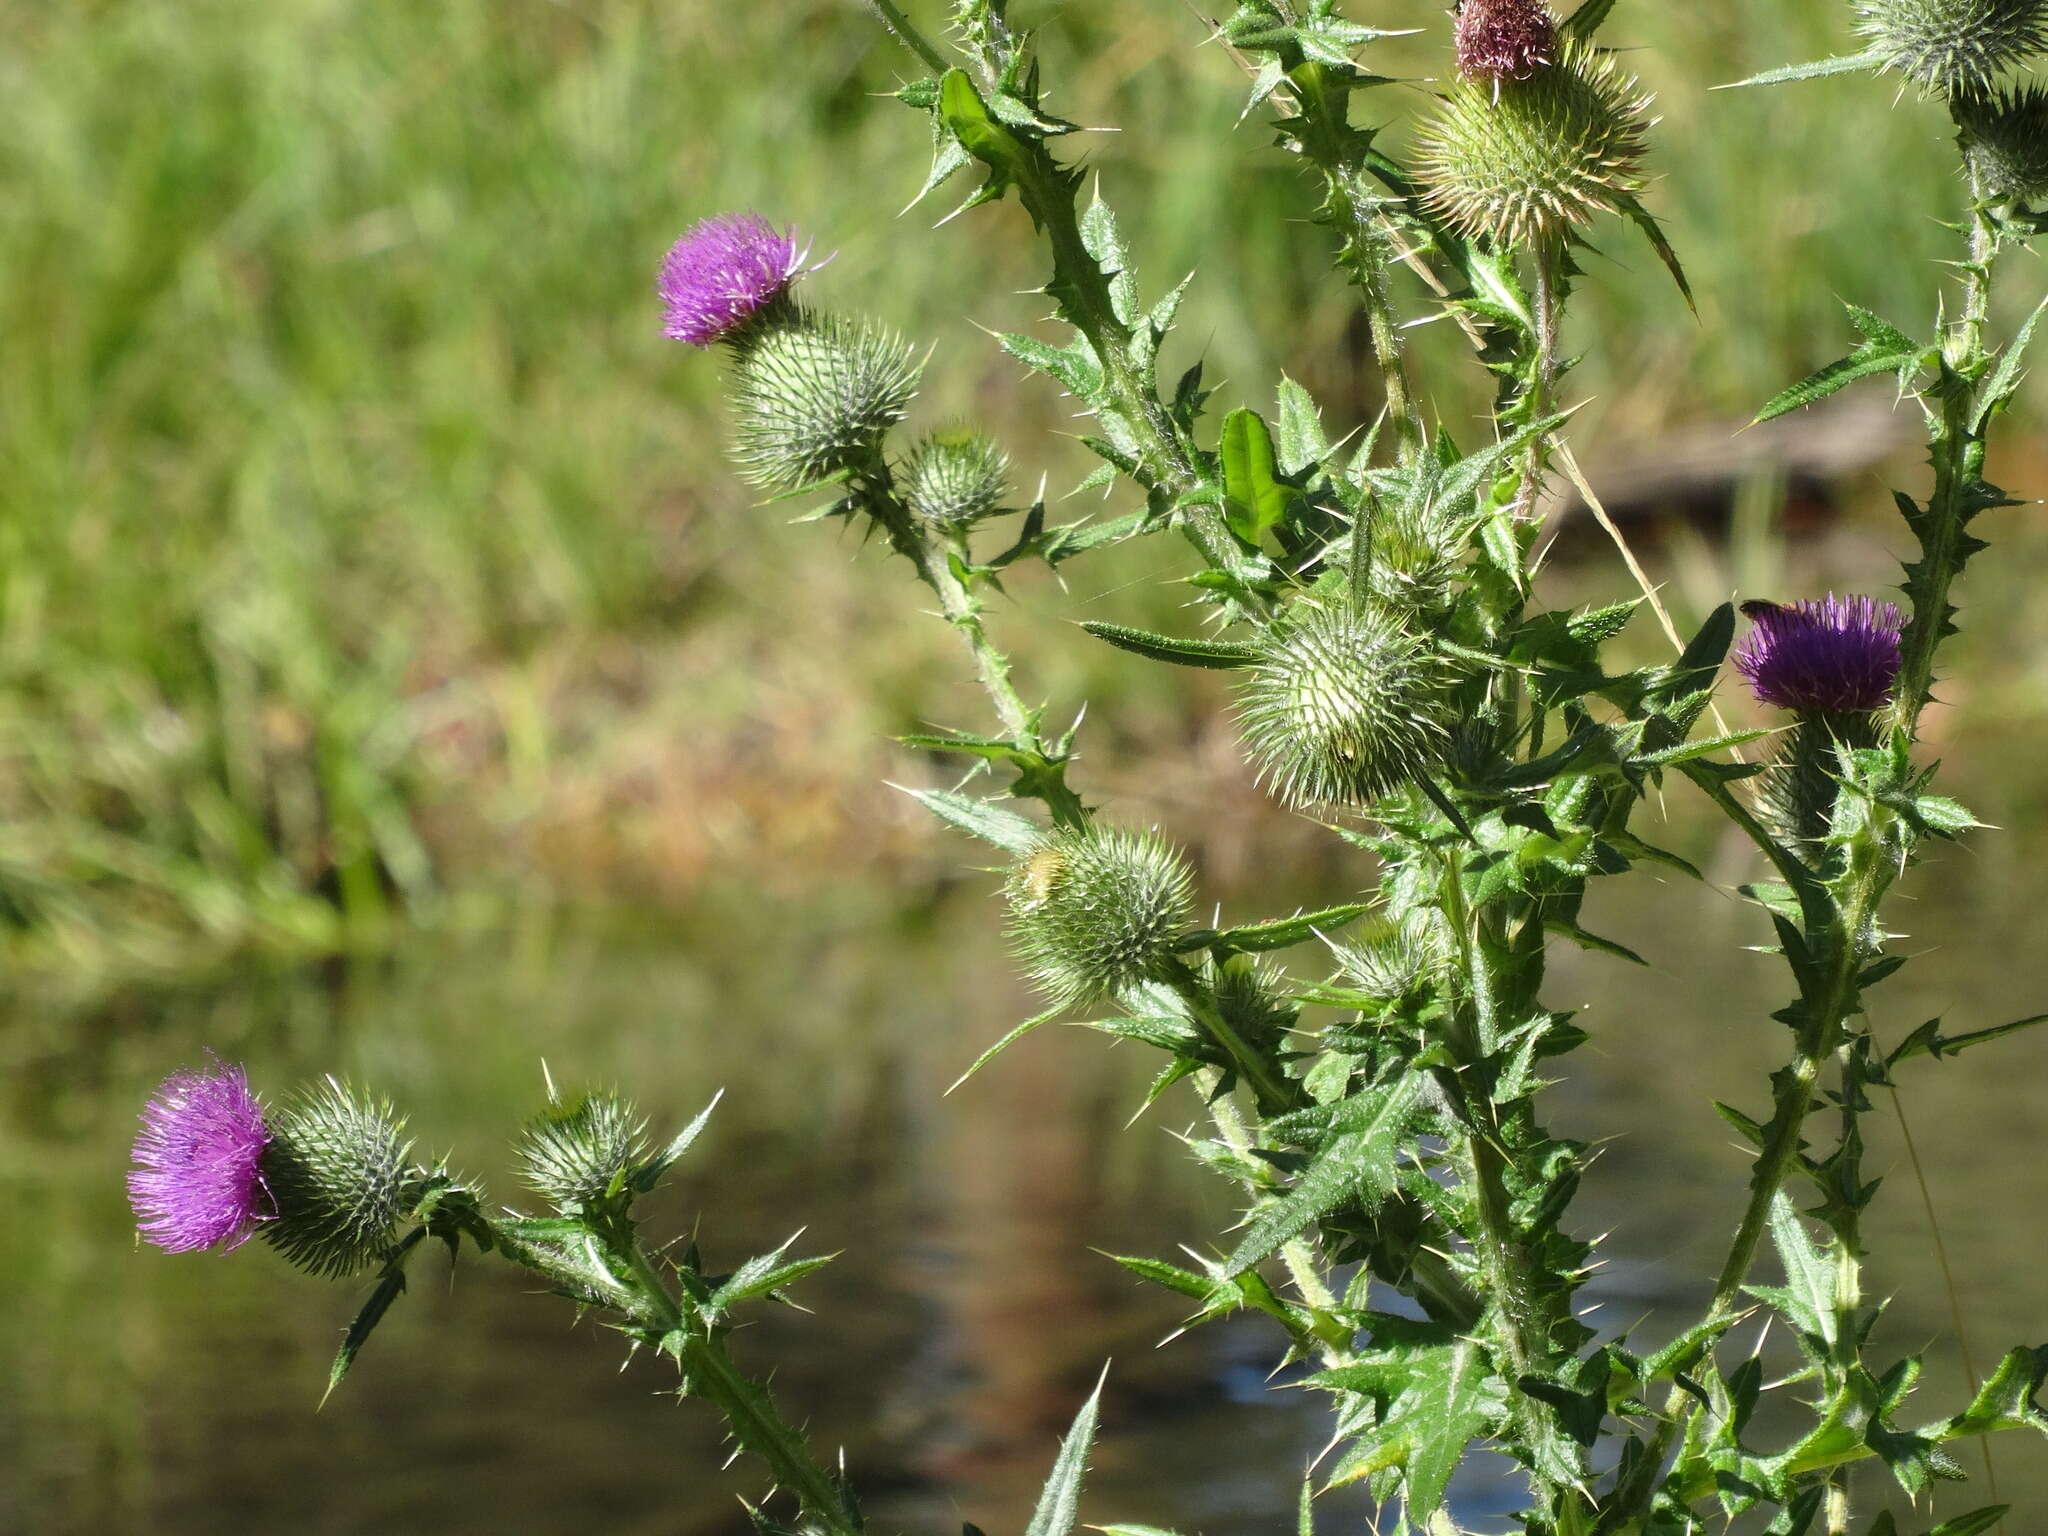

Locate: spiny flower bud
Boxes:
[260,1078,416,1279]
[1236,598,1454,809]
[1006,826,1195,1007]
[901,427,1010,527]
[1414,37,1652,249]
[1733,595,1905,717]
[1853,0,2048,98]
[728,313,921,489]
[516,1092,648,1213]
[1957,85,2048,199]
[1331,917,1448,1004]
[1753,719,1861,851]
[659,213,814,348]
[1455,0,1558,81]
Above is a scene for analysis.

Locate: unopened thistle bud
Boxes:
[1455,0,1558,81]
[727,313,922,489]
[1853,0,2048,98]
[902,427,1010,527]
[1733,595,1906,718]
[260,1079,416,1279]
[1236,599,1454,809]
[659,213,815,348]
[517,1092,648,1213]
[1414,37,1652,249]
[1006,827,1195,1007]
[1331,918,1448,1005]
[1957,85,2048,199]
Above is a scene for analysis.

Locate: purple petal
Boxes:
[129,1058,273,1254]
[658,213,810,347]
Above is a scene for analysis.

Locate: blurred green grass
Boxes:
[0,0,2022,973]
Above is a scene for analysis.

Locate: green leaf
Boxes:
[1887,1013,2048,1067]
[950,1004,1067,1093]
[324,1229,427,1403]
[1974,292,2048,430]
[1929,1508,2015,1536]
[1718,50,1884,89]
[901,786,1042,854]
[1754,303,1926,422]
[1182,902,1373,955]
[1220,407,1298,547]
[1561,0,1617,38]
[1321,1338,1505,1518]
[1079,620,1261,669]
[1939,1345,2048,1438]
[1024,1367,1106,1536]
[634,1090,725,1190]
[1616,192,1694,313]
[1758,1193,1837,1346]
[709,1245,834,1315]
[1223,1075,1420,1276]
[941,68,1031,198]
[1274,376,1330,475]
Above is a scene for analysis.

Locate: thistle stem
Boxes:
[620,1236,865,1536]
[862,0,950,75]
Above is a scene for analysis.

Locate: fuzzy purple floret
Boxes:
[1455,0,1558,80]
[1734,595,1907,715]
[658,213,807,347]
[129,1060,272,1254]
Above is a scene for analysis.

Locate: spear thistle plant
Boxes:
[136,1,2048,1532]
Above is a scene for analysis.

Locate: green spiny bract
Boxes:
[259,1079,416,1278]
[1356,499,1460,617]
[1005,826,1194,1007]
[1236,598,1455,810]
[727,312,921,489]
[901,426,1010,527]
[1330,916,1449,1005]
[516,1092,649,1214]
[1854,0,2048,97]
[1958,84,2048,199]
[1413,37,1652,249]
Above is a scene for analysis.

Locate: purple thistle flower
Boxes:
[659,213,812,347]
[1734,595,1907,716]
[129,1059,272,1254]
[1454,0,1558,80]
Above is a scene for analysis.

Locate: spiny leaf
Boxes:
[1886,1013,2048,1067]
[1718,51,1884,90]
[950,1004,1067,1093]
[901,785,1043,855]
[1025,1366,1107,1536]
[1179,902,1374,955]
[1754,303,1926,422]
[1080,621,1261,669]
[1616,192,1694,314]
[1974,291,2048,431]
[1223,1075,1420,1275]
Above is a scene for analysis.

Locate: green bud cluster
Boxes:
[1958,84,2048,198]
[1236,597,1455,810]
[728,312,922,489]
[260,1079,416,1278]
[1854,0,2048,98]
[1331,917,1448,1005]
[901,426,1010,527]
[1005,826,1194,1007]
[1414,38,1651,249]
[516,1092,649,1214]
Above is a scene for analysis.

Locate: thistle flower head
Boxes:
[659,213,813,347]
[1414,37,1652,249]
[1236,598,1455,809]
[1853,0,2048,97]
[727,313,921,489]
[1331,917,1449,1005]
[260,1079,416,1279]
[1734,595,1906,716]
[1958,84,2048,199]
[902,427,1010,527]
[129,1059,272,1254]
[517,1092,648,1213]
[1006,826,1195,1007]
[1455,0,1558,81]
